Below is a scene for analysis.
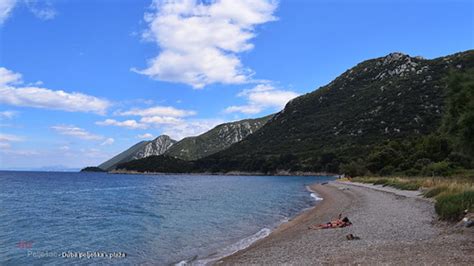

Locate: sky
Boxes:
[0,0,473,170]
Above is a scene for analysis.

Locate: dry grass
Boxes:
[352,176,474,220]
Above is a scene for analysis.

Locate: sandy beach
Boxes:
[218,181,474,265]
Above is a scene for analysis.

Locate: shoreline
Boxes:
[217,182,347,264]
[105,169,339,177]
[177,183,326,265]
[218,181,474,265]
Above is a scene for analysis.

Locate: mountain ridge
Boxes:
[117,50,474,175]
[92,116,272,171]
[98,135,176,171]
[164,115,273,160]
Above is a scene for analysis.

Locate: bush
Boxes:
[448,152,472,168]
[459,112,474,156]
[391,182,421,191]
[339,160,368,177]
[366,147,400,173]
[435,191,474,220]
[417,135,452,162]
[422,161,452,176]
[373,179,389,185]
[424,186,448,198]
[379,165,395,176]
[413,158,432,170]
[404,168,421,176]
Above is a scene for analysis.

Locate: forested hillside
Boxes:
[118,50,474,176]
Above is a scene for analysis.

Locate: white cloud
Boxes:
[25,0,56,20]
[1,149,39,156]
[117,105,196,117]
[0,67,111,114]
[0,0,17,24]
[101,138,115,146]
[0,142,11,148]
[224,105,262,115]
[59,145,70,151]
[137,133,154,139]
[108,105,196,129]
[0,67,22,85]
[1,86,111,115]
[96,119,148,129]
[0,132,22,148]
[224,84,299,114]
[96,116,184,129]
[0,133,22,142]
[0,110,18,119]
[140,116,182,125]
[51,125,104,141]
[0,0,57,25]
[162,118,224,140]
[28,80,43,86]
[133,0,278,88]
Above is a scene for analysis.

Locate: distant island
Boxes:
[80,166,106,172]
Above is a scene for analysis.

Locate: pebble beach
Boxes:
[219,181,474,265]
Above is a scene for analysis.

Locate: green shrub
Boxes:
[392,182,421,191]
[417,135,452,162]
[404,168,421,176]
[422,161,452,176]
[373,179,389,185]
[448,152,472,168]
[424,186,448,198]
[339,160,368,177]
[435,191,474,220]
[379,166,395,176]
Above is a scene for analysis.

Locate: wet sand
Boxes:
[218,182,473,265]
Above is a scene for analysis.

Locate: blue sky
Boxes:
[0,0,473,169]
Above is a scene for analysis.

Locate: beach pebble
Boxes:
[461,216,474,228]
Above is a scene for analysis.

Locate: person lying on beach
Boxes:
[308,216,352,230]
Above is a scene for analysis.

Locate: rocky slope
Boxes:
[99,116,270,170]
[98,135,176,170]
[164,115,272,160]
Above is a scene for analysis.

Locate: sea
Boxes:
[0,171,333,265]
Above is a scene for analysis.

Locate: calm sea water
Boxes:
[0,171,332,265]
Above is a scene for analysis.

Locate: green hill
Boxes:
[164,115,273,160]
[118,50,474,176]
[102,116,271,171]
